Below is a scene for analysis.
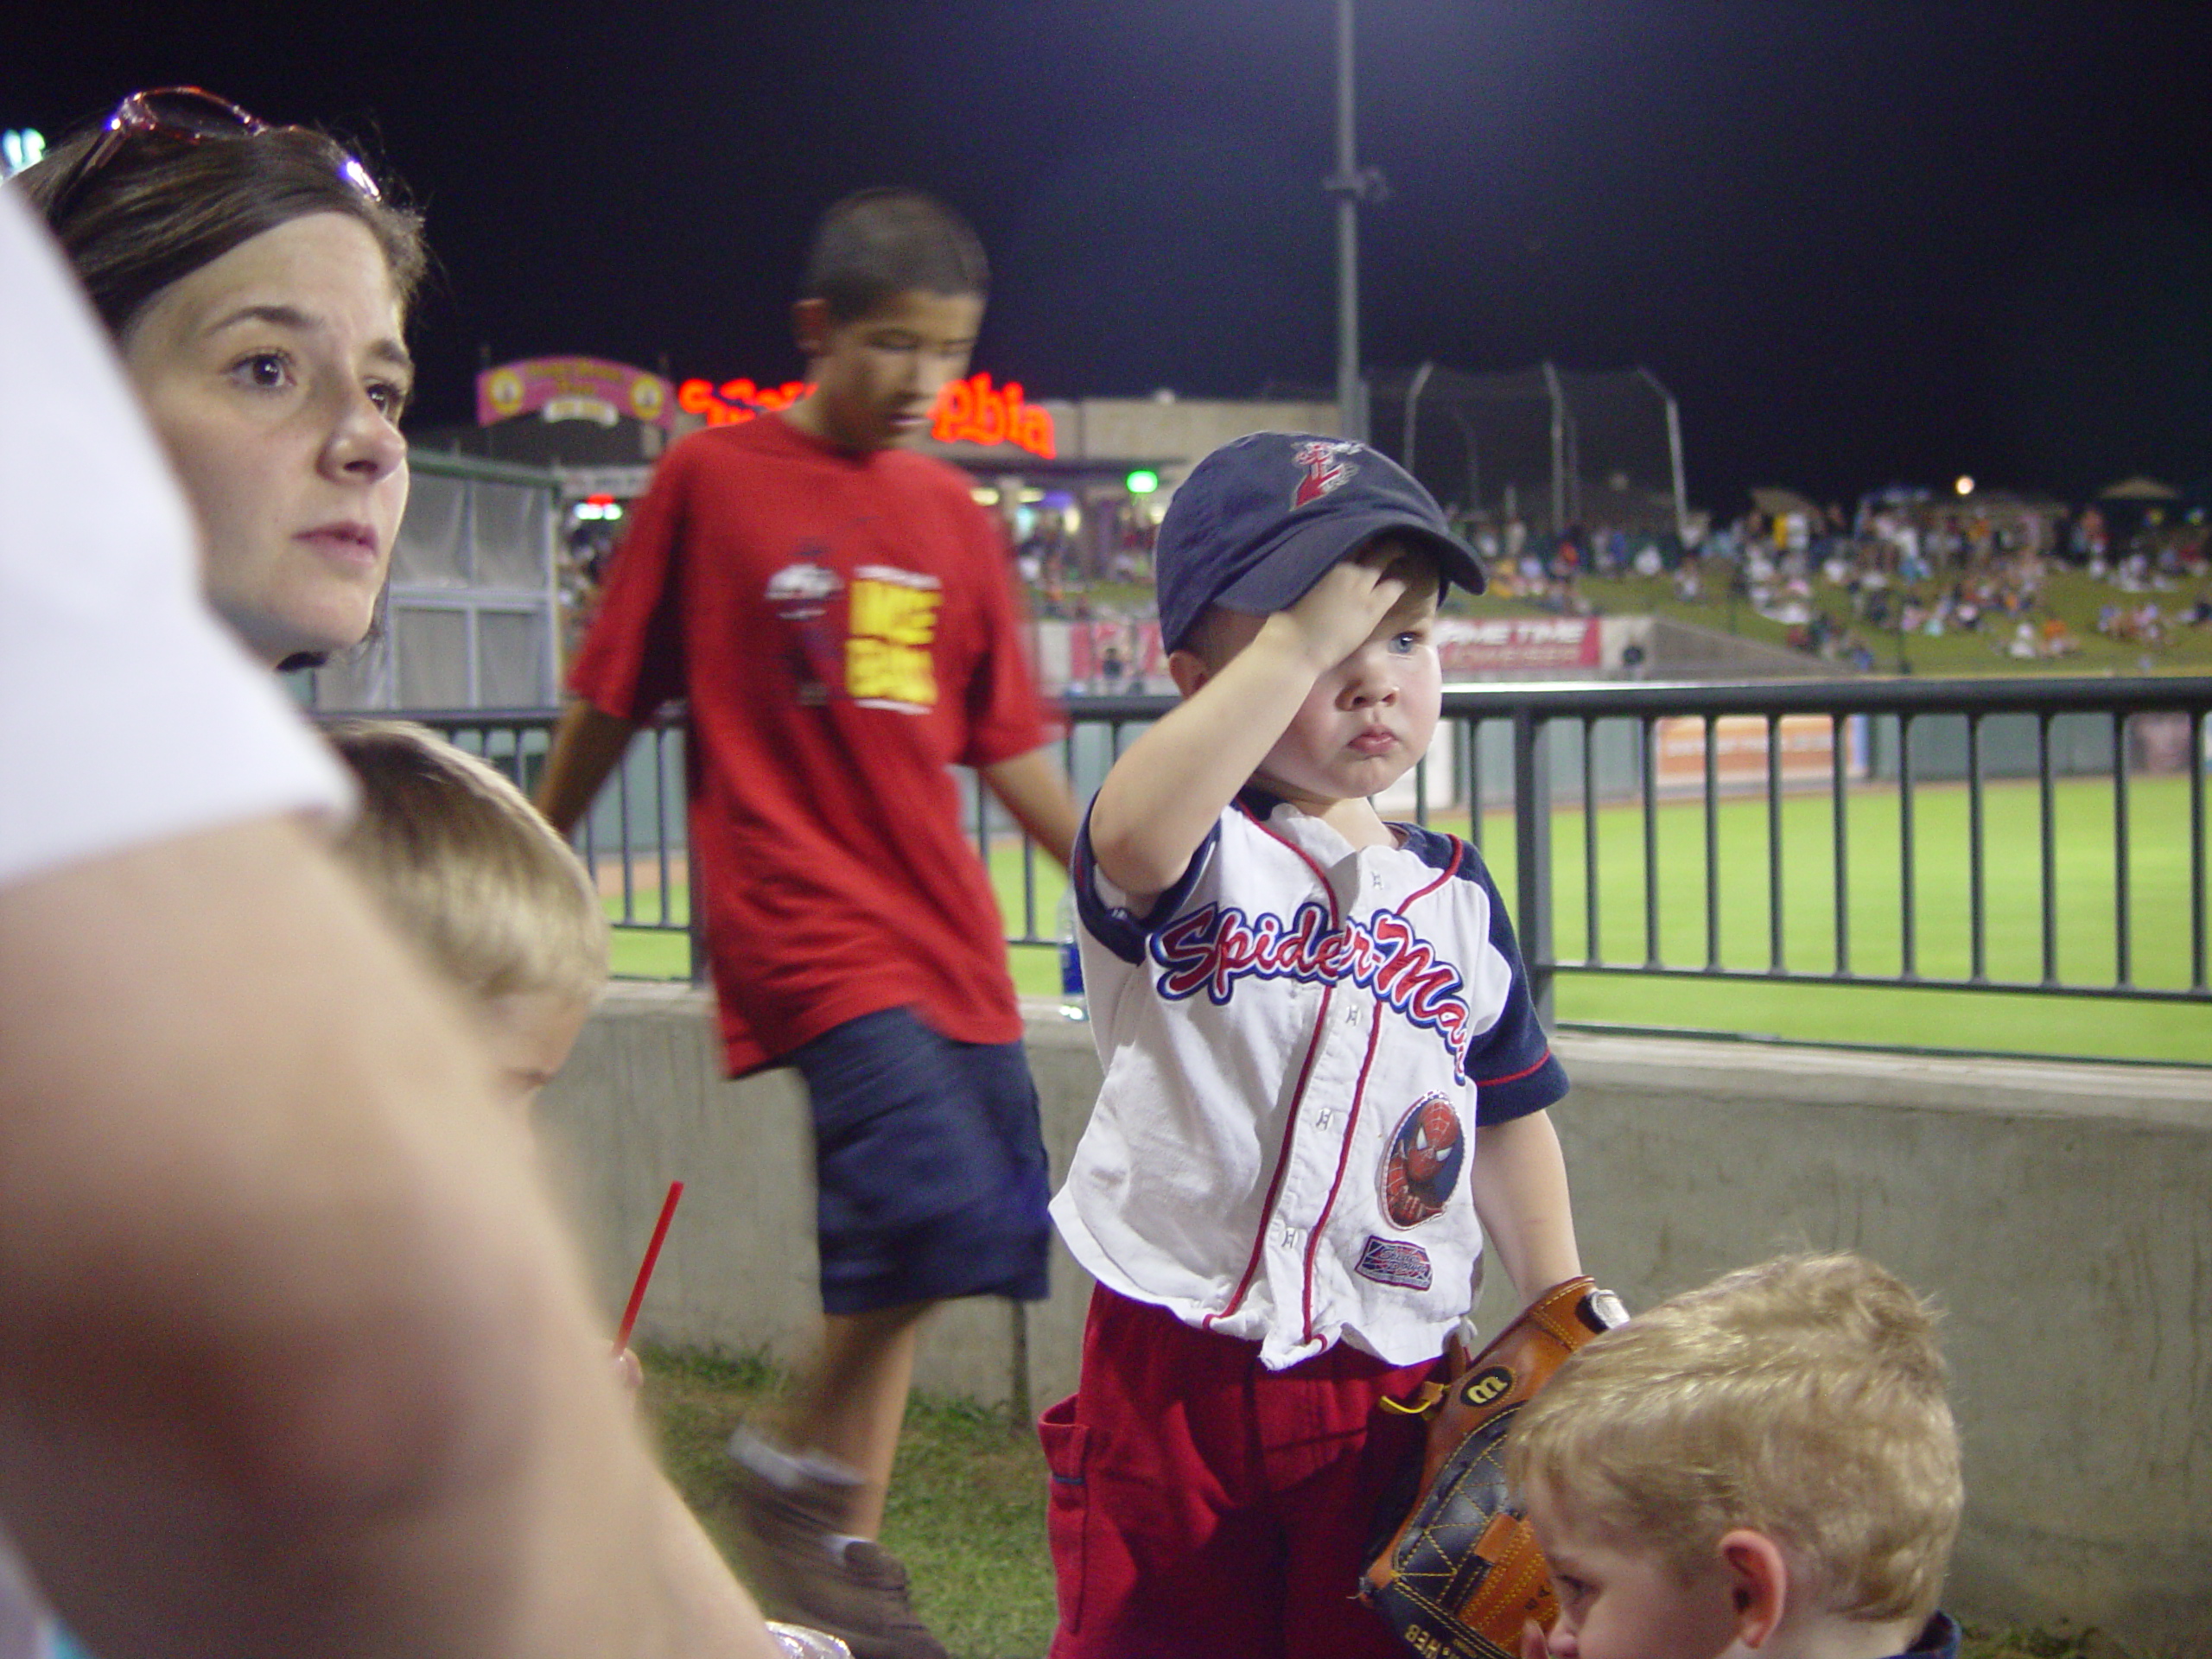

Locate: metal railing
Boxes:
[349,676,2212,1040]
[1048,677,2212,1026]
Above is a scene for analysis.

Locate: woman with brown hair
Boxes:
[16,87,426,667]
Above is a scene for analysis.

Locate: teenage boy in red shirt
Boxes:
[538,189,1077,1659]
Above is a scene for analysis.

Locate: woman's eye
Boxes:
[366,380,408,417]
[234,352,290,389]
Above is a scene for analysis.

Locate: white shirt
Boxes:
[0,192,349,891]
[1054,788,1566,1370]
[0,190,350,1659]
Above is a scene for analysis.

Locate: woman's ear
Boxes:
[1715,1529,1789,1649]
[1166,648,1212,698]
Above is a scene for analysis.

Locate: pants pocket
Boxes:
[1038,1394,1092,1637]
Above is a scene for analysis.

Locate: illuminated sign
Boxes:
[677,377,810,427]
[675,371,1057,460]
[478,357,672,429]
[932,373,1055,459]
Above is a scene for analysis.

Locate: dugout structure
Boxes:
[1363,362,1687,541]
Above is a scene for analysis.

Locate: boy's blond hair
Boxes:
[1507,1253,1961,1627]
[326,721,608,1003]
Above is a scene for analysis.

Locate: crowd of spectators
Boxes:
[1016,499,1157,619]
[987,480,2212,678]
[1445,491,2212,669]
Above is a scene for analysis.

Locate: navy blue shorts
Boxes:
[787,1006,1052,1315]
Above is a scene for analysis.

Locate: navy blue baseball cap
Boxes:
[1154,432,1485,653]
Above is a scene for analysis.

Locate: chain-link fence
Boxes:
[1363,362,1685,540]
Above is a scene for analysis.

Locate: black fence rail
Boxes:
[337,676,2212,1043]
[1050,677,2212,1026]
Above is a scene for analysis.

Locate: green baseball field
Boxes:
[606,771,2206,1065]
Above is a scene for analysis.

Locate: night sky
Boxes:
[10,3,2211,511]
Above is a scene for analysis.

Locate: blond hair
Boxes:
[1507,1253,1961,1627]
[326,721,607,1003]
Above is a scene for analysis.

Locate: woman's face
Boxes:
[121,213,411,666]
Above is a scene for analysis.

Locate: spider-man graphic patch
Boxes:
[1379,1091,1465,1228]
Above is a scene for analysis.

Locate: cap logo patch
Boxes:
[1292,439,1360,508]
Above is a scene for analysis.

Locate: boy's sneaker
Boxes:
[728,1450,949,1659]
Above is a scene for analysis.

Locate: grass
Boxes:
[1003,773,2209,1065]
[1477,564,2212,676]
[614,772,2208,1064]
[639,1344,2149,1659]
[609,919,694,981]
[612,771,2207,1064]
[1082,565,2212,674]
[642,1346,1058,1659]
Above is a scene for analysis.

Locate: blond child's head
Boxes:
[327,720,607,1110]
[1507,1253,1961,1659]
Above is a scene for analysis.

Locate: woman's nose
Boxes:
[325,385,405,480]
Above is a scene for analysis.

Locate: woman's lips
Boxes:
[297,523,381,569]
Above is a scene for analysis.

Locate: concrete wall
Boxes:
[540,983,2212,1655]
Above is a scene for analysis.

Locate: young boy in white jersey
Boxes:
[1507,1253,1963,1659]
[1043,433,1583,1659]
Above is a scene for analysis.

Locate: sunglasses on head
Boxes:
[43,86,383,223]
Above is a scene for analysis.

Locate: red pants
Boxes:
[1039,1285,1440,1659]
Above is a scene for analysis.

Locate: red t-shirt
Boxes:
[569,415,1052,1075]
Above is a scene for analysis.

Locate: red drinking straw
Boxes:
[613,1180,683,1355]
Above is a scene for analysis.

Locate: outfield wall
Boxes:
[539,983,2212,1654]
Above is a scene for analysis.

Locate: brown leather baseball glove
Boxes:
[1358,1276,1628,1658]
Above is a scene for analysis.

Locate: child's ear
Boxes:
[791,296,833,359]
[1166,648,1212,698]
[1715,1529,1789,1649]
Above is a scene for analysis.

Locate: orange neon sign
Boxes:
[674,372,1056,460]
[931,373,1054,458]
[677,377,810,427]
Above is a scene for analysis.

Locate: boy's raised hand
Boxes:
[1090,545,1418,902]
[1266,550,1411,673]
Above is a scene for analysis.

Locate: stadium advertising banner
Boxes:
[1655,715,1870,793]
[1434,616,1601,674]
[477,357,674,429]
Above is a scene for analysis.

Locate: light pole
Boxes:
[1324,0,1388,442]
